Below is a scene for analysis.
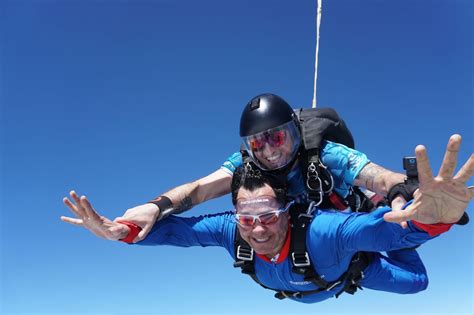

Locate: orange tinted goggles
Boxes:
[235,201,294,228]
[249,130,286,152]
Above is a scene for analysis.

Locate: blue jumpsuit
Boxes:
[138,206,431,303]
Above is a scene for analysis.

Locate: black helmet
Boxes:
[240,93,296,137]
[240,93,301,171]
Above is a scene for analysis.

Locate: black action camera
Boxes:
[403,157,418,184]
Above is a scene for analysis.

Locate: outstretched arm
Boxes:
[61,190,235,251]
[60,168,232,242]
[115,168,232,241]
[157,168,232,215]
[340,134,473,253]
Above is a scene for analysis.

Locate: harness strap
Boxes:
[334,251,373,298]
[279,252,373,300]
[233,229,275,291]
[275,287,327,300]
[290,205,334,291]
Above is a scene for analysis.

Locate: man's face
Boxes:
[235,184,289,258]
[252,129,295,170]
[243,121,301,171]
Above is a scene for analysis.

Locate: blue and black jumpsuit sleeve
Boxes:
[136,211,236,256]
[308,206,435,295]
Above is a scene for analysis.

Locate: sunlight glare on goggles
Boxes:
[249,130,286,152]
[235,201,294,227]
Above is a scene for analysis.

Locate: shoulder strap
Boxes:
[289,204,331,289]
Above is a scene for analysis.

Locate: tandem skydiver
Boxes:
[62,93,438,242]
[61,135,474,302]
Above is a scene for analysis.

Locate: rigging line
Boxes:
[312,0,323,108]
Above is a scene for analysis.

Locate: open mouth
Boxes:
[265,153,283,167]
[253,236,271,243]
[266,153,281,162]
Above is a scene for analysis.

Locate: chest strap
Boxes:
[233,230,275,292]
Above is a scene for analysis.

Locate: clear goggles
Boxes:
[234,196,294,228]
[241,121,301,171]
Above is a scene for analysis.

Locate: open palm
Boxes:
[61,191,129,240]
[384,135,474,224]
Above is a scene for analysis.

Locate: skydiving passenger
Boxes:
[61,135,474,302]
[64,93,462,243]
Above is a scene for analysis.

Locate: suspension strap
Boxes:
[312,0,323,108]
[290,205,331,290]
[233,229,274,291]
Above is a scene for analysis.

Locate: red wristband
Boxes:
[116,221,142,243]
[412,221,454,237]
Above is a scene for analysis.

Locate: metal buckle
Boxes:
[236,245,254,261]
[318,159,334,193]
[306,163,321,190]
[326,280,342,291]
[352,255,360,263]
[292,252,311,267]
[306,162,323,207]
[352,271,365,284]
[306,200,319,216]
[279,291,302,299]
[297,212,314,224]
[292,292,303,298]
[296,201,316,227]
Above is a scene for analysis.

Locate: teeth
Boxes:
[267,154,280,162]
[254,237,270,243]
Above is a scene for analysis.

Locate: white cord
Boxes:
[312,0,323,108]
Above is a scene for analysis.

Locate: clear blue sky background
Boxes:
[1,0,472,314]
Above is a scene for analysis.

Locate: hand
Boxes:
[390,195,409,228]
[61,191,130,241]
[114,203,161,242]
[384,134,474,224]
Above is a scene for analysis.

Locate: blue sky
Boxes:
[1,0,472,314]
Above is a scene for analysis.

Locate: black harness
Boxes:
[233,203,373,300]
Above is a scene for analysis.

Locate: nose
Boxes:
[262,141,276,156]
[251,222,267,234]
